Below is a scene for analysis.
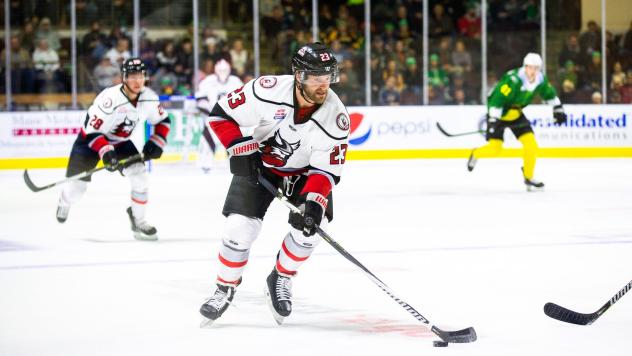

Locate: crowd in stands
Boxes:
[2,0,631,108]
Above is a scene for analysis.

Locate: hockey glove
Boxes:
[101,150,119,172]
[227,136,261,178]
[142,135,166,160]
[288,193,327,237]
[553,105,567,125]
[486,115,500,140]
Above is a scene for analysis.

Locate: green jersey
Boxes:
[488,68,560,121]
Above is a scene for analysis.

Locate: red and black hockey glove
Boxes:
[143,135,166,160]
[289,193,327,237]
[101,149,119,172]
[227,136,261,178]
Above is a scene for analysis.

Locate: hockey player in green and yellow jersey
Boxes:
[467,53,567,191]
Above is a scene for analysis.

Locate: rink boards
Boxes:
[0,104,630,169]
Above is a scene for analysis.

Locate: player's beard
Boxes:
[302,84,328,104]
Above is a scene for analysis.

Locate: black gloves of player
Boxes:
[486,115,500,140]
[227,136,261,178]
[102,150,119,172]
[553,105,567,126]
[289,193,327,236]
[142,135,165,160]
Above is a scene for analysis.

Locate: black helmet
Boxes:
[291,42,339,84]
[121,57,146,78]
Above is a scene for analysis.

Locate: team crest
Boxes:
[336,113,350,131]
[112,116,137,138]
[260,131,300,167]
[273,108,287,120]
[259,76,277,88]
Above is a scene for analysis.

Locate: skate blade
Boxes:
[526,185,544,192]
[199,316,215,328]
[133,232,158,241]
[264,286,285,325]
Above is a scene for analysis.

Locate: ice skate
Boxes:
[264,268,293,325]
[521,167,544,192]
[56,201,70,223]
[199,283,237,327]
[524,177,545,192]
[467,150,477,172]
[126,207,158,241]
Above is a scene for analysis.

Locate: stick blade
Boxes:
[431,325,477,343]
[544,302,595,325]
[435,122,453,137]
[23,170,45,192]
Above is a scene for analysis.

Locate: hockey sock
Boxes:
[60,180,88,205]
[276,222,326,275]
[519,133,538,179]
[216,214,261,284]
[472,139,503,159]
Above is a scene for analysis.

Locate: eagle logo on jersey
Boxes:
[336,113,350,130]
[259,76,277,88]
[260,131,300,167]
[112,116,137,138]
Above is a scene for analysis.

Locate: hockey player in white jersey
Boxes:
[195,59,243,172]
[56,58,170,241]
[200,42,350,325]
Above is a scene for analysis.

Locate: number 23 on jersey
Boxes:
[227,86,246,109]
[330,144,347,164]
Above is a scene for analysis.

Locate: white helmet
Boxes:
[214,59,231,83]
[523,53,543,68]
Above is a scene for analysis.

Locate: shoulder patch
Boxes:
[500,84,512,96]
[103,97,113,108]
[259,76,277,88]
[336,113,350,131]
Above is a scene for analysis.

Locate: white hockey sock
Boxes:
[130,190,147,222]
[60,180,87,206]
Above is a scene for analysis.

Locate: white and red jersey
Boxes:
[209,75,350,197]
[82,84,170,155]
[195,74,243,114]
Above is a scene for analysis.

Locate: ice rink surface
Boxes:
[1,157,631,356]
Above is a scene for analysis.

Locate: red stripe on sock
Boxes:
[281,241,309,262]
[131,197,147,205]
[216,276,241,285]
[218,254,248,268]
[275,260,297,276]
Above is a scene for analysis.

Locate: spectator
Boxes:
[92,56,119,91]
[330,39,352,65]
[559,79,580,104]
[197,58,215,83]
[582,51,603,91]
[82,21,108,67]
[1,35,35,93]
[591,91,602,104]
[378,76,401,105]
[229,38,249,77]
[139,38,157,74]
[20,20,37,52]
[403,57,422,95]
[457,3,481,39]
[156,41,178,73]
[35,17,61,52]
[452,88,468,105]
[558,34,583,69]
[619,71,632,103]
[428,85,445,105]
[429,3,455,38]
[559,60,579,87]
[176,38,195,80]
[32,38,62,93]
[610,62,626,87]
[622,21,632,55]
[105,38,131,67]
[437,37,453,73]
[382,59,405,92]
[579,20,601,57]
[428,53,449,89]
[452,40,472,73]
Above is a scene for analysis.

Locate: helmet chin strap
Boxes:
[295,77,317,105]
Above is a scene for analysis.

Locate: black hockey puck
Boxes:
[433,341,449,347]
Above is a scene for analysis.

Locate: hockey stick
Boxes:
[257,173,477,343]
[544,279,632,325]
[436,122,484,137]
[23,154,144,193]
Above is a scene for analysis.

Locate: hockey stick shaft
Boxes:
[23,154,144,192]
[257,173,476,343]
[544,278,632,325]
[436,121,531,138]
